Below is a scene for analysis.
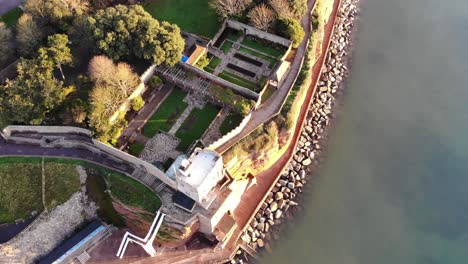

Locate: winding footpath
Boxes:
[214,0,318,154]
[0,133,135,175]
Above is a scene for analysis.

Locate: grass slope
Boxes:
[0,163,42,223]
[0,157,161,226]
[145,0,220,38]
[106,172,161,213]
[43,162,81,209]
[143,88,188,137]
[176,104,220,151]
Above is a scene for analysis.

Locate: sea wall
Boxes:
[239,0,359,253]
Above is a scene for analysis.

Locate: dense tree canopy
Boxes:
[277,17,304,48]
[39,34,73,80]
[0,50,73,125]
[0,23,13,66]
[16,14,46,57]
[86,5,185,66]
[24,0,90,24]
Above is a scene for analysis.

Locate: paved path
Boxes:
[229,0,341,250]
[213,0,317,154]
[0,0,22,16]
[0,136,135,175]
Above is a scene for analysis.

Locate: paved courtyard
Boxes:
[139,133,181,164]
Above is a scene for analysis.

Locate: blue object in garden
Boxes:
[181,55,189,63]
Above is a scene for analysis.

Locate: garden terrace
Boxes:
[226,63,256,78]
[204,22,293,95]
[155,63,259,101]
[175,104,220,152]
[142,87,189,138]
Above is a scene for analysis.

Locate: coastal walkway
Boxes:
[99,0,342,263]
[213,0,317,154]
[223,0,342,256]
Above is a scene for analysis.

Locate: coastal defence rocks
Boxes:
[239,0,359,254]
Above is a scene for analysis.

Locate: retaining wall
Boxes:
[226,20,292,47]
[1,126,177,189]
[178,62,259,101]
[207,112,253,150]
[109,65,157,123]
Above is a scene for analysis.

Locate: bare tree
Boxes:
[88,55,139,98]
[210,0,252,19]
[23,0,48,19]
[88,55,115,85]
[248,4,275,31]
[269,0,293,18]
[0,22,13,65]
[113,62,140,97]
[16,14,45,57]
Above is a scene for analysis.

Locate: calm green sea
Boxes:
[260,0,468,263]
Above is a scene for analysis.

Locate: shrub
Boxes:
[195,53,210,69]
[209,85,254,115]
[277,17,305,48]
[150,75,163,88]
[131,96,145,112]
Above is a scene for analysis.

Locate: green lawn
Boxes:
[241,38,285,58]
[220,41,233,54]
[0,156,162,226]
[218,71,260,92]
[0,162,42,223]
[106,172,161,212]
[207,56,221,69]
[175,104,220,151]
[0,159,81,223]
[43,163,81,209]
[220,113,244,135]
[128,142,145,157]
[0,7,21,28]
[226,31,242,42]
[144,0,220,38]
[142,88,188,137]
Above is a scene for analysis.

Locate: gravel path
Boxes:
[0,192,96,263]
[139,133,182,164]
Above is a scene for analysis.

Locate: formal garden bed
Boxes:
[175,104,220,151]
[142,87,188,138]
[241,37,286,58]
